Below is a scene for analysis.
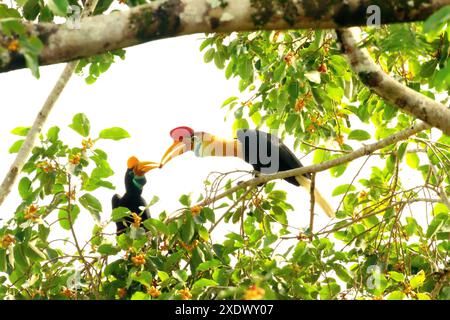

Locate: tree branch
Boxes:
[308,172,316,242]
[336,27,450,136]
[0,0,100,207]
[1,0,448,73]
[166,121,429,223]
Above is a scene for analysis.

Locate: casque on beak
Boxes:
[127,156,160,176]
[160,140,188,166]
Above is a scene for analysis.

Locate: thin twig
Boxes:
[308,173,315,242]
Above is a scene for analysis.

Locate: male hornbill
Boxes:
[160,127,334,218]
[112,156,160,234]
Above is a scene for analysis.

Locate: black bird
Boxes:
[112,156,159,234]
[159,126,334,218]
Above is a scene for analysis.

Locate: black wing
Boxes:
[237,129,310,187]
[277,139,311,186]
[112,194,122,209]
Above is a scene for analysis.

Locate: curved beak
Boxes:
[134,161,160,176]
[160,141,188,166]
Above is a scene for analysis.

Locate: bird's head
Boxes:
[160,126,197,166]
[125,156,159,191]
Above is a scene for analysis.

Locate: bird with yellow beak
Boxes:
[112,156,160,234]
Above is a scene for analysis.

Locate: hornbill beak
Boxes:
[160,140,188,166]
[128,157,160,176]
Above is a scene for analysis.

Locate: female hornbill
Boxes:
[112,156,160,234]
[159,126,334,218]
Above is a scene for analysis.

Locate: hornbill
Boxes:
[159,127,334,218]
[112,156,160,234]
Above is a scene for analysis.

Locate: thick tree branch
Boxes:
[166,121,429,223]
[336,27,450,136]
[0,0,99,207]
[1,0,449,73]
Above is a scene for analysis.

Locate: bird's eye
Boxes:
[178,136,184,142]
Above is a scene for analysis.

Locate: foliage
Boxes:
[0,2,449,300]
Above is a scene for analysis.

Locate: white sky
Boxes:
[0,34,428,248]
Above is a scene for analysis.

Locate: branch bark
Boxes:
[336,27,450,136]
[1,0,448,73]
[166,121,430,223]
[0,0,99,207]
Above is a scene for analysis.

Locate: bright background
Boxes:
[0,34,423,247]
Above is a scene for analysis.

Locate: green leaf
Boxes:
[94,0,114,15]
[97,243,120,256]
[330,162,348,178]
[111,207,130,222]
[18,177,32,200]
[202,207,215,223]
[348,129,371,141]
[0,249,7,273]
[334,264,352,283]
[198,225,209,242]
[157,270,170,282]
[203,48,215,63]
[58,205,80,230]
[199,38,213,51]
[47,126,60,142]
[97,244,120,255]
[238,58,253,80]
[273,63,286,82]
[388,271,405,282]
[193,278,218,288]
[214,51,226,69]
[79,194,102,222]
[416,293,431,300]
[319,282,340,300]
[13,243,29,272]
[85,75,97,84]
[313,148,329,164]
[180,214,195,244]
[172,270,188,283]
[24,52,40,78]
[406,152,420,169]
[179,194,191,206]
[23,0,40,20]
[269,190,287,201]
[132,270,153,287]
[420,60,438,78]
[11,127,30,136]
[410,270,425,289]
[142,218,169,235]
[130,292,149,300]
[225,59,235,79]
[98,127,131,141]
[69,113,90,137]
[332,184,355,196]
[424,5,450,34]
[426,212,448,238]
[285,113,298,132]
[9,140,24,153]
[397,142,408,161]
[47,0,69,17]
[222,96,238,108]
[232,118,249,137]
[387,291,405,300]
[117,234,132,250]
[197,259,222,272]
